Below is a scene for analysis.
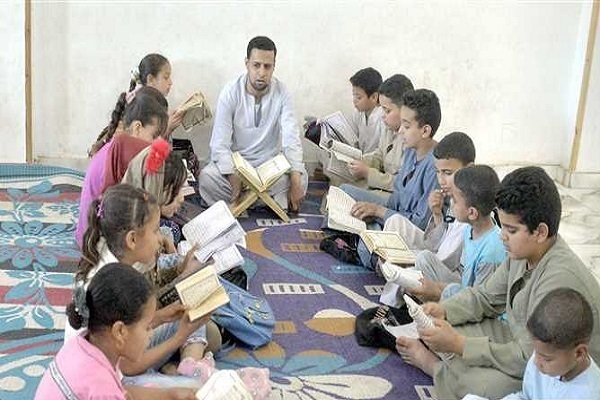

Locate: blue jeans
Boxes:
[340,184,386,269]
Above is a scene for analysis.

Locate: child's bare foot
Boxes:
[396,336,440,376]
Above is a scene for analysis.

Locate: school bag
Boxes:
[212,279,275,349]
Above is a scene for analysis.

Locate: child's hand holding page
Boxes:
[176,311,212,342]
[348,159,369,179]
[155,302,185,326]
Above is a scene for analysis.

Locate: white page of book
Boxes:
[182,201,235,247]
[176,267,220,309]
[329,209,367,233]
[327,154,355,181]
[367,231,409,250]
[319,111,358,146]
[383,321,419,339]
[195,370,252,400]
[256,154,291,185]
[212,244,244,274]
[327,186,356,213]
[195,221,245,262]
[330,141,362,162]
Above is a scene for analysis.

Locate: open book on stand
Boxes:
[359,230,416,265]
[158,264,229,322]
[177,91,213,132]
[181,200,246,263]
[232,152,291,192]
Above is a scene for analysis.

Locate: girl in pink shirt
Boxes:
[35,263,197,400]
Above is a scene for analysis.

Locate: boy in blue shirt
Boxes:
[399,165,506,301]
[342,89,440,268]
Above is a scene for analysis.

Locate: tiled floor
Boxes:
[557,184,600,284]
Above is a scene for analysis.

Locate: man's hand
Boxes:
[428,190,445,227]
[228,174,243,204]
[288,171,304,212]
[406,277,445,302]
[348,160,369,180]
[421,302,446,320]
[419,319,466,355]
[350,201,386,220]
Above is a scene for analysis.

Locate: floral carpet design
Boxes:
[0,165,432,400]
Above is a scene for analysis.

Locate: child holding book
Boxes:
[76,89,169,248]
[347,74,414,195]
[343,89,440,269]
[349,67,384,153]
[36,263,198,400]
[395,167,600,399]
[67,184,221,388]
[89,54,182,157]
[386,165,506,302]
[317,67,384,187]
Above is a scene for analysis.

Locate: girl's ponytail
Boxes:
[77,197,103,282]
[88,92,128,157]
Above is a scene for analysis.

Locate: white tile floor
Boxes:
[556,184,600,284]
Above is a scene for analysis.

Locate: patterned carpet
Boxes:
[0,164,433,400]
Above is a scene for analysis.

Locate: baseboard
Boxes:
[34,156,89,173]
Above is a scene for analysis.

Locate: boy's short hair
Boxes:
[527,288,593,349]
[454,165,500,216]
[401,89,442,137]
[433,132,476,165]
[378,74,414,107]
[349,68,383,97]
[495,166,561,236]
[247,36,277,58]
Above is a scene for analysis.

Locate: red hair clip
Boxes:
[145,138,170,174]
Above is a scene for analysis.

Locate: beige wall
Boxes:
[1,1,599,185]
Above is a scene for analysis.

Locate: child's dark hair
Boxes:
[527,288,593,349]
[350,67,383,97]
[131,53,170,92]
[162,152,187,205]
[378,74,414,106]
[495,166,561,236]
[89,86,169,157]
[433,132,476,165]
[67,263,153,331]
[454,165,500,217]
[247,36,277,59]
[78,184,158,282]
[401,89,442,137]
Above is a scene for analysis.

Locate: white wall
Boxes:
[26,1,594,175]
[0,2,26,163]
[579,8,600,173]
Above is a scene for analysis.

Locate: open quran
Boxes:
[181,200,246,263]
[177,91,213,132]
[359,231,416,265]
[325,186,366,234]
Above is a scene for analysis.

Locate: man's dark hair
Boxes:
[350,68,383,97]
[495,166,561,236]
[378,74,414,107]
[527,288,593,349]
[454,165,500,216]
[247,36,277,59]
[401,89,442,137]
[433,132,476,165]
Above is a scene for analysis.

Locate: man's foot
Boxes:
[396,336,440,376]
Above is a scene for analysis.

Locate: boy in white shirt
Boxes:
[464,287,600,400]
